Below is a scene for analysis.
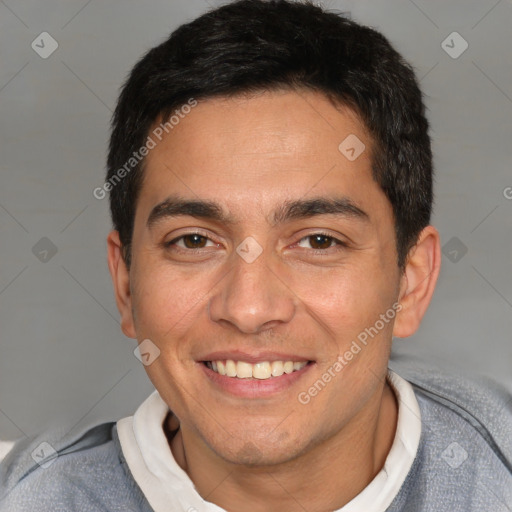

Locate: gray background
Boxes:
[0,0,511,441]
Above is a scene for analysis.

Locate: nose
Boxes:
[208,246,296,334]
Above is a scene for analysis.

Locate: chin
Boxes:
[209,434,306,467]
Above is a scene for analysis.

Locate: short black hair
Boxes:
[107,0,433,270]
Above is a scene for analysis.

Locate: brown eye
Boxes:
[308,234,334,250]
[181,234,208,249]
[165,232,215,250]
[296,233,347,252]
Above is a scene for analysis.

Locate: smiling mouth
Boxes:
[203,359,313,380]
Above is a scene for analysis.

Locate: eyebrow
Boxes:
[146,194,370,229]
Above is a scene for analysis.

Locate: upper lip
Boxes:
[198,350,313,364]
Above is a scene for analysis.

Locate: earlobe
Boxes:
[392,225,441,338]
[107,230,137,339]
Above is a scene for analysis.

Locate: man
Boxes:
[1,0,511,510]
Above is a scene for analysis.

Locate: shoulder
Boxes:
[0,420,150,512]
[390,351,512,463]
[388,352,512,511]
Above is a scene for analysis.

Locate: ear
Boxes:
[107,230,137,339]
[393,225,441,338]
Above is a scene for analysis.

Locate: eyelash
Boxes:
[164,231,348,255]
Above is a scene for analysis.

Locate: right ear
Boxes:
[107,230,137,339]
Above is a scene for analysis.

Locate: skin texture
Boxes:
[107,89,441,512]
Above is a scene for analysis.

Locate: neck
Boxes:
[168,379,398,512]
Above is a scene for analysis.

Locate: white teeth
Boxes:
[217,361,226,375]
[226,360,237,377]
[207,359,308,379]
[284,361,294,374]
[253,362,271,379]
[236,361,253,378]
[271,361,284,377]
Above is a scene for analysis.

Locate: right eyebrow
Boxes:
[147,195,237,229]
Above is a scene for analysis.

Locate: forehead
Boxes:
[137,89,388,224]
[147,89,370,161]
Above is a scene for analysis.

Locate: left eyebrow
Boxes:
[146,194,370,230]
[270,196,370,226]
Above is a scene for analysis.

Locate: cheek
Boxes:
[131,261,209,342]
[290,264,396,347]
[130,263,206,406]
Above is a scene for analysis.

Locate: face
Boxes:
[114,89,406,465]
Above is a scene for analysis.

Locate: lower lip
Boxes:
[198,361,315,398]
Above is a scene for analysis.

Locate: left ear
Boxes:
[393,225,441,338]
